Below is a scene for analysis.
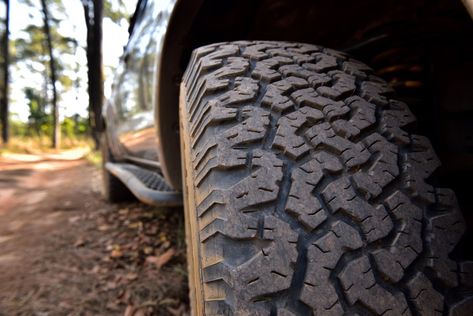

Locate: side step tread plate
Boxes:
[105,162,182,207]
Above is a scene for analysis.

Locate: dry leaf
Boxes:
[118,208,129,215]
[117,288,131,303]
[125,272,138,281]
[98,224,109,231]
[146,248,176,269]
[111,248,123,258]
[68,215,80,224]
[91,265,100,274]
[159,298,178,306]
[124,305,135,316]
[128,222,142,229]
[74,238,85,247]
[167,304,185,316]
[133,308,147,316]
[143,246,153,255]
[106,301,120,311]
[105,280,118,290]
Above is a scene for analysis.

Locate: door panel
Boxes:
[112,0,176,161]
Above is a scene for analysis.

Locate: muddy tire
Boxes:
[179,41,473,315]
[101,134,134,203]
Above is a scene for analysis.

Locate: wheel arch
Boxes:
[156,0,473,190]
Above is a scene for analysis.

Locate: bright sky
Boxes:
[7,0,137,122]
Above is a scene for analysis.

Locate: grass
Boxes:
[85,149,102,168]
[0,136,103,169]
[0,136,95,155]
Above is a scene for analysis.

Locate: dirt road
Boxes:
[0,151,189,316]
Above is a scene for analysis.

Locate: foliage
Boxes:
[3,111,90,153]
[61,114,89,138]
[24,87,50,136]
[11,0,80,148]
[85,148,101,167]
[104,0,130,24]
[3,0,136,149]
[0,134,93,154]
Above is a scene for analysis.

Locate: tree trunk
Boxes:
[83,0,103,150]
[40,0,60,149]
[1,0,10,144]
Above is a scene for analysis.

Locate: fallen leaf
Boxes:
[146,248,175,269]
[133,308,147,316]
[59,301,72,309]
[167,304,185,316]
[117,289,131,303]
[159,234,168,243]
[111,248,123,258]
[68,215,80,224]
[106,301,120,311]
[124,305,135,316]
[159,298,178,306]
[143,246,153,255]
[125,272,138,281]
[105,281,118,290]
[74,238,85,247]
[118,208,129,215]
[98,224,110,231]
[128,222,142,229]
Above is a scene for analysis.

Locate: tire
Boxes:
[179,41,473,316]
[101,134,134,203]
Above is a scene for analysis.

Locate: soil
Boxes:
[0,151,189,316]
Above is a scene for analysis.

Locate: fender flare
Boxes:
[154,0,204,190]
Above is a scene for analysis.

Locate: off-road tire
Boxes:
[101,134,134,203]
[179,41,473,315]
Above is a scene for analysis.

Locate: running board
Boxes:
[105,162,182,207]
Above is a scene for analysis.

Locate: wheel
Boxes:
[179,41,473,315]
[100,133,134,203]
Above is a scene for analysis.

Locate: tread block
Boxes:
[301,221,362,314]
[403,135,440,204]
[231,216,298,301]
[305,53,338,72]
[448,297,473,316]
[406,272,443,315]
[339,255,409,315]
[352,133,399,199]
[323,177,393,242]
[425,190,465,288]
[342,60,371,78]
[306,122,370,168]
[332,96,376,139]
[380,100,415,145]
[372,191,423,282]
[316,71,356,100]
[272,106,323,159]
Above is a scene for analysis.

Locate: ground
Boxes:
[0,150,189,316]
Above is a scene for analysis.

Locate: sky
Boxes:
[5,0,137,122]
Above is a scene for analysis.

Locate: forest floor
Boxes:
[0,150,189,316]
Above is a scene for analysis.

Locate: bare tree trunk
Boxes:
[83,0,103,150]
[40,0,60,149]
[1,0,10,144]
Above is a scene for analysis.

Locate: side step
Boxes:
[105,162,182,207]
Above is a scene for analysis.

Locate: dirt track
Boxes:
[0,152,189,316]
